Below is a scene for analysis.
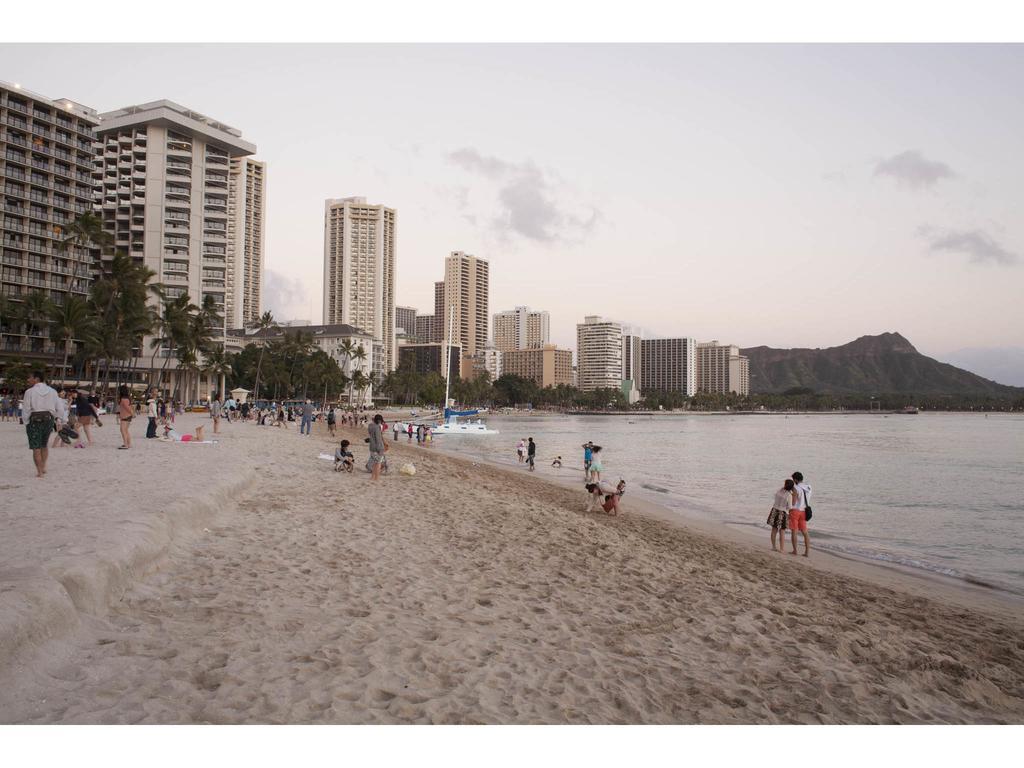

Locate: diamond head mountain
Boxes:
[741,333,1023,396]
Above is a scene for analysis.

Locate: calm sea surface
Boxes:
[433,413,1024,595]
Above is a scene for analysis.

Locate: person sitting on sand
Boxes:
[161,423,206,442]
[768,478,796,553]
[334,439,354,472]
[585,479,627,516]
[552,456,562,468]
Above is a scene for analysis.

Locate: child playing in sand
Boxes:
[334,439,354,472]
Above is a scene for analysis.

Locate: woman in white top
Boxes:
[767,478,796,553]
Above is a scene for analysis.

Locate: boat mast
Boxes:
[443,303,455,412]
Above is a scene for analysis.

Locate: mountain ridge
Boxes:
[741,332,1022,396]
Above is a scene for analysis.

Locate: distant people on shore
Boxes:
[586,479,627,516]
[117,385,133,450]
[22,370,60,478]
[589,446,604,482]
[517,438,526,464]
[327,407,337,437]
[789,471,812,557]
[300,400,313,435]
[212,392,226,435]
[367,414,387,481]
[146,389,159,438]
[768,479,796,553]
[73,388,98,446]
[582,441,594,480]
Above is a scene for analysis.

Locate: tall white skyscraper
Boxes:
[322,197,397,371]
[226,157,265,328]
[443,251,488,376]
[95,101,258,328]
[576,315,623,391]
[493,305,550,352]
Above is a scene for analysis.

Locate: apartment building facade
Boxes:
[443,251,488,377]
[398,342,461,379]
[576,316,623,391]
[640,337,697,396]
[226,157,265,329]
[395,305,417,338]
[1,81,98,365]
[696,341,750,396]
[95,101,258,326]
[501,344,573,388]
[322,196,397,371]
[492,305,550,352]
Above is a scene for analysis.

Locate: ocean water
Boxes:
[433,412,1024,595]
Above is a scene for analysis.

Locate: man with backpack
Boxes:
[789,470,812,557]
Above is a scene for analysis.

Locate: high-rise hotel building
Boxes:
[696,341,750,396]
[576,315,623,391]
[227,157,265,328]
[1,82,98,362]
[94,100,259,336]
[493,305,550,352]
[322,197,397,371]
[442,251,488,377]
[640,337,697,396]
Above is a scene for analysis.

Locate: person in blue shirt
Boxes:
[581,441,594,480]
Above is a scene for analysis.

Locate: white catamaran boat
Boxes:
[431,306,499,436]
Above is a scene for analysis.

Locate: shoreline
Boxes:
[2,416,1023,723]
[421,431,1024,623]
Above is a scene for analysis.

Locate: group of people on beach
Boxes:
[393,421,434,445]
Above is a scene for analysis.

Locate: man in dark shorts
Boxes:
[21,371,60,478]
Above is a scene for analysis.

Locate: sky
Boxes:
[2,43,1022,364]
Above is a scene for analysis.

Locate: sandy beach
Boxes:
[0,414,1022,724]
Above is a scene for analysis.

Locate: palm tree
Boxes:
[351,370,368,408]
[251,310,277,403]
[204,347,233,400]
[19,291,54,362]
[60,211,112,257]
[48,296,93,384]
[338,338,356,404]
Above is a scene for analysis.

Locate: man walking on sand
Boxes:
[300,399,313,435]
[789,470,812,557]
[526,437,537,471]
[368,413,387,481]
[21,370,60,478]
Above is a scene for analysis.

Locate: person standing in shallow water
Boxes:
[526,437,536,471]
[789,471,812,557]
[768,479,796,553]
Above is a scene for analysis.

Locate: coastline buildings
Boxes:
[398,342,461,379]
[227,322,376,404]
[640,337,697,396]
[322,196,397,372]
[696,341,750,396]
[1,82,98,368]
[442,251,489,377]
[226,157,265,329]
[94,101,258,328]
[576,316,623,391]
[493,306,550,352]
[395,305,417,339]
[502,344,573,388]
